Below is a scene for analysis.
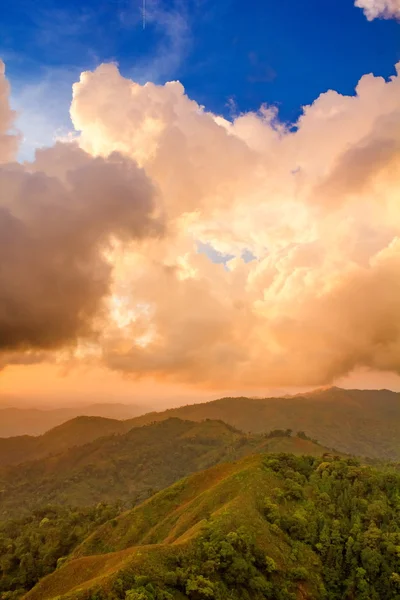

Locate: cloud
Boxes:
[6,0,192,161]
[65,61,400,387]
[0,60,19,162]
[3,59,400,388]
[0,69,163,354]
[355,0,400,20]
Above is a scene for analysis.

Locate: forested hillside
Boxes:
[19,453,400,600]
[122,388,400,460]
[0,408,399,600]
[0,419,330,518]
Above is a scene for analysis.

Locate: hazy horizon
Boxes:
[2,366,400,410]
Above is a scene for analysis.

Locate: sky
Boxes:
[1,0,400,406]
[2,0,400,159]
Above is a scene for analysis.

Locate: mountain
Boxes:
[0,419,331,518]
[1,385,399,472]
[0,403,148,437]
[121,387,400,460]
[0,416,132,467]
[22,452,400,600]
[2,386,398,468]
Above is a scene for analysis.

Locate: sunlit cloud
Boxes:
[2,57,400,389]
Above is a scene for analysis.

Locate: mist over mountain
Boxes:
[0,403,149,437]
[0,416,133,467]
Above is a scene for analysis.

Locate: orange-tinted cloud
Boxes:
[2,59,400,389]
[0,63,163,354]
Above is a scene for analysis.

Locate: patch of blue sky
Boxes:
[196,242,256,267]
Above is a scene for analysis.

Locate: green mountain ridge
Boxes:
[0,419,332,519]
[1,387,399,469]
[122,387,400,460]
[1,388,399,599]
[22,451,400,600]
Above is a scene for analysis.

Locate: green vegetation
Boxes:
[0,419,331,518]
[2,388,400,469]
[262,454,400,599]
[17,452,400,600]
[0,417,131,467]
[1,411,400,600]
[0,503,121,599]
[122,387,400,460]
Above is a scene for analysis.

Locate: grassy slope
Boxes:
[122,387,400,459]
[23,455,322,600]
[0,419,331,518]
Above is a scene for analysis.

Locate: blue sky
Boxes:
[1,0,399,158]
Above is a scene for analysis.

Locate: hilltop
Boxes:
[22,452,400,600]
[0,419,331,518]
[121,387,400,460]
[0,416,130,467]
[0,403,147,438]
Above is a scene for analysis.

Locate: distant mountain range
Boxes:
[0,402,149,437]
[0,387,399,464]
[121,386,400,460]
[0,415,134,467]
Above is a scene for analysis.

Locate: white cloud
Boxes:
[0,60,19,162]
[6,0,192,160]
[355,0,400,20]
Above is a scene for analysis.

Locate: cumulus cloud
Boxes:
[355,0,400,20]
[3,58,400,388]
[69,62,400,387]
[0,69,163,353]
